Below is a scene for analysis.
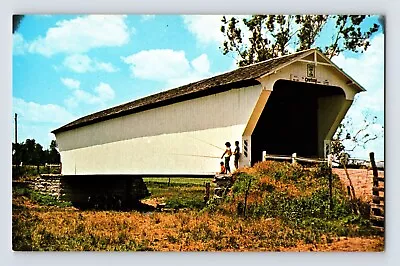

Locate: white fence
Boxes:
[262,151,384,169]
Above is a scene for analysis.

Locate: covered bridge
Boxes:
[52,48,364,177]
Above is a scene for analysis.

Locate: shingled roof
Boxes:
[52,48,358,134]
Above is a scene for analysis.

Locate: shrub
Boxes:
[217,161,375,238]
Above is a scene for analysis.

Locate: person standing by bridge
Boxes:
[233,141,240,170]
[221,142,232,174]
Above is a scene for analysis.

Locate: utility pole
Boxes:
[14,113,18,144]
[14,113,19,177]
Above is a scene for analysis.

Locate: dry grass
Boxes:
[12,195,383,251]
[12,196,287,251]
[12,161,384,252]
[282,236,384,252]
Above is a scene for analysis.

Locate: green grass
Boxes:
[13,165,61,179]
[143,177,214,210]
[218,161,379,238]
[143,177,213,185]
[13,186,72,208]
[12,165,383,251]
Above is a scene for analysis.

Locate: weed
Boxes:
[13,186,72,208]
[12,161,382,251]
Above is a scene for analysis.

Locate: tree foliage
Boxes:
[13,15,25,34]
[221,15,380,67]
[221,15,382,159]
[331,114,383,158]
[13,139,60,166]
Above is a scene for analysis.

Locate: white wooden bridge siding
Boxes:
[56,85,262,175]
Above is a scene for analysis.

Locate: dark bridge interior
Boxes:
[251,80,344,164]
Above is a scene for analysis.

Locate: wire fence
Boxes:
[12,164,61,179]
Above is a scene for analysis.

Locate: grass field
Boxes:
[143,177,214,210]
[12,162,384,251]
[143,177,212,185]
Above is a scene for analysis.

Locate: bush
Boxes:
[231,173,254,194]
[216,161,375,238]
[252,161,305,182]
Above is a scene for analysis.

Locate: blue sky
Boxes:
[12,15,384,160]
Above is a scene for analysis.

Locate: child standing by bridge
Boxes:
[221,142,232,174]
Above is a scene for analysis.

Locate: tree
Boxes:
[221,15,380,67]
[48,140,61,164]
[13,15,25,33]
[378,16,385,34]
[331,114,384,158]
[24,139,37,165]
[12,143,22,165]
[12,138,60,166]
[220,15,382,159]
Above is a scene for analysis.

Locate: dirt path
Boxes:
[333,168,384,202]
[283,237,384,252]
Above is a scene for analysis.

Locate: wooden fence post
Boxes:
[370,152,379,182]
[345,166,357,203]
[243,179,252,218]
[204,182,210,203]
[370,152,384,233]
[291,153,297,164]
[327,154,333,168]
[370,152,380,205]
[262,151,266,161]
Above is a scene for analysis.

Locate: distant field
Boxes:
[143,177,215,210]
[143,177,213,185]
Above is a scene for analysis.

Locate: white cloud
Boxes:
[141,15,155,22]
[230,58,239,71]
[332,33,384,112]
[61,77,80,90]
[167,54,213,88]
[121,49,191,81]
[122,50,216,89]
[182,15,251,48]
[191,54,210,74]
[34,15,52,18]
[63,54,118,73]
[94,82,115,102]
[13,97,76,124]
[331,33,384,160]
[182,15,225,46]
[13,33,28,55]
[65,82,115,108]
[95,61,118,72]
[28,15,129,57]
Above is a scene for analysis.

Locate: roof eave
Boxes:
[257,49,317,79]
[51,78,260,134]
[315,50,366,93]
